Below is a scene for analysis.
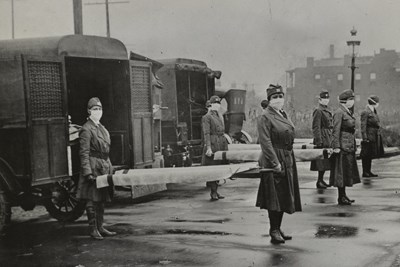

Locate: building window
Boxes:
[337,73,343,81]
[355,73,361,80]
[370,72,376,80]
[314,74,321,80]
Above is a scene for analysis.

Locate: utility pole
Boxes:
[73,0,83,34]
[11,0,15,39]
[105,0,110,37]
[346,27,361,92]
[85,0,129,38]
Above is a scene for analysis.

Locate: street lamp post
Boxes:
[346,27,361,92]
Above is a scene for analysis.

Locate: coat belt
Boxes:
[272,144,293,151]
[90,151,109,160]
[341,128,355,134]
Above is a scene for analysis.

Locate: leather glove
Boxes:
[315,144,323,149]
[87,174,96,182]
[272,163,282,173]
[206,147,213,157]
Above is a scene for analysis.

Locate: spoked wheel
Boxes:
[43,178,85,223]
[0,190,11,234]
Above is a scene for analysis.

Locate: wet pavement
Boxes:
[1,155,400,267]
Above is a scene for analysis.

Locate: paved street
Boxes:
[1,155,400,267]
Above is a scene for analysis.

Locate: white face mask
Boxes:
[89,109,103,123]
[269,98,285,110]
[210,103,220,111]
[345,100,355,109]
[319,98,330,106]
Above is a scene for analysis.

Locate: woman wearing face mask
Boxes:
[360,95,384,177]
[330,89,361,205]
[202,95,228,200]
[77,97,116,240]
[310,90,333,189]
[256,84,301,245]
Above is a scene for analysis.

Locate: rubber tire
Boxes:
[0,191,11,234]
[43,178,85,223]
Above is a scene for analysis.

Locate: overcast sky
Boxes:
[1,0,400,94]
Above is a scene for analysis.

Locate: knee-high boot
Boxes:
[95,202,116,236]
[277,211,292,240]
[268,211,284,244]
[337,187,351,205]
[86,204,103,240]
[362,158,370,175]
[209,181,219,201]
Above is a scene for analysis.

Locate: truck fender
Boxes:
[241,130,253,144]
[223,133,233,144]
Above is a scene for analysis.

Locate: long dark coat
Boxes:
[329,105,361,187]
[256,106,301,214]
[310,104,333,171]
[201,110,228,166]
[360,106,384,159]
[77,119,113,202]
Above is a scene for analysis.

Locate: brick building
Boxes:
[286,45,400,119]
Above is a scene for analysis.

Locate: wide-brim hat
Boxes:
[87,97,102,109]
[368,95,379,104]
[266,84,284,99]
[320,89,329,98]
[209,95,221,104]
[338,89,355,101]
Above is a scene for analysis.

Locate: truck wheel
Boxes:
[0,191,11,234]
[43,178,85,223]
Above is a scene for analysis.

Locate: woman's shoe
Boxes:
[98,226,117,236]
[210,192,219,201]
[338,197,352,205]
[279,229,292,240]
[344,196,355,203]
[270,229,285,244]
[321,180,331,187]
[217,193,225,199]
[368,172,378,177]
[316,181,327,189]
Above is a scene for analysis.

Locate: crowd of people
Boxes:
[79,86,384,244]
[251,85,384,244]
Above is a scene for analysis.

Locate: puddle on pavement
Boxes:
[315,196,329,203]
[382,206,400,212]
[269,253,287,266]
[165,229,233,235]
[320,212,355,218]
[111,223,237,236]
[167,218,230,224]
[362,178,374,188]
[313,188,335,204]
[315,224,358,238]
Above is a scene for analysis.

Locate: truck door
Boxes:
[129,60,154,167]
[22,56,69,185]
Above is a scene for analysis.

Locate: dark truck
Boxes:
[156,59,251,167]
[156,58,221,167]
[0,35,156,232]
